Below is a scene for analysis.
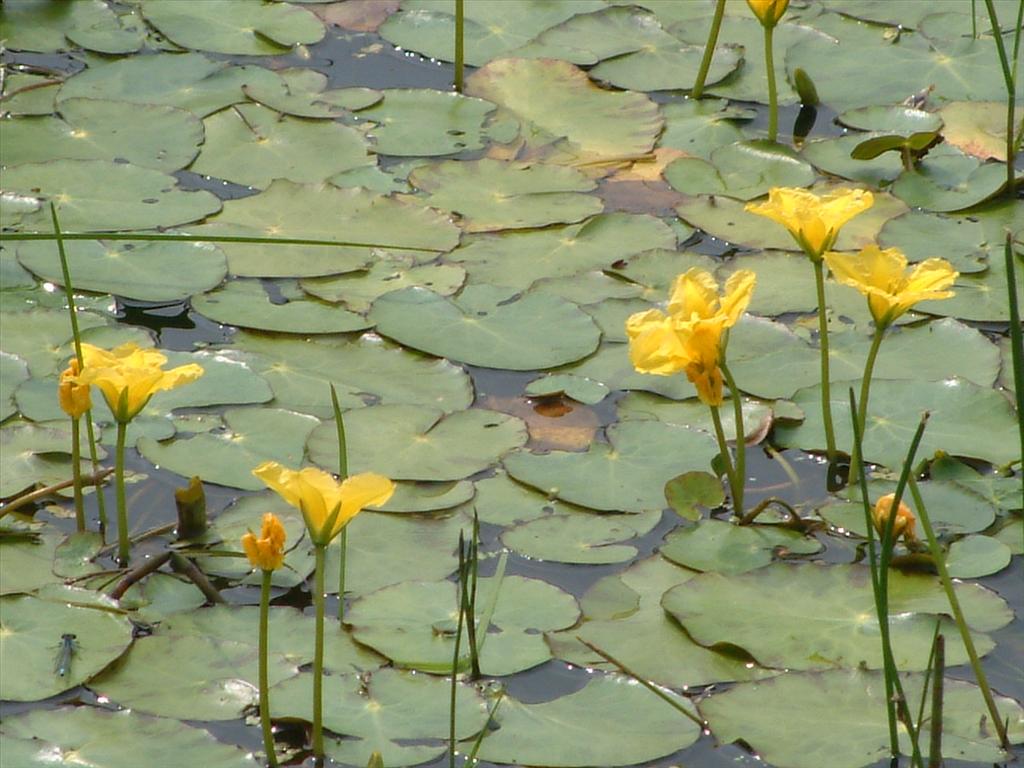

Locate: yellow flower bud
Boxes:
[241,513,287,571]
[746,0,790,28]
[872,493,917,543]
[58,359,92,419]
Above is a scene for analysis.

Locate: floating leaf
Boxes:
[877,211,989,273]
[192,279,370,334]
[891,147,1008,212]
[369,285,601,370]
[4,160,221,233]
[0,352,29,422]
[703,670,1023,768]
[524,373,609,405]
[657,99,752,159]
[801,133,903,186]
[1,98,203,172]
[242,68,381,118]
[837,104,944,134]
[140,0,324,55]
[661,519,821,574]
[187,180,459,278]
[665,140,815,201]
[0,593,133,700]
[347,575,579,675]
[504,419,719,513]
[662,563,1010,670]
[664,471,726,521]
[407,158,600,232]
[307,404,527,481]
[590,38,741,93]
[360,89,495,156]
[946,534,1013,578]
[234,331,473,418]
[17,239,228,302]
[466,57,662,161]
[476,675,701,766]
[502,509,659,564]
[939,100,1024,161]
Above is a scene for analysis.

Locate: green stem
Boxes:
[1003,233,1024,475]
[85,417,108,538]
[849,324,887,483]
[972,0,978,38]
[764,23,779,142]
[720,361,746,515]
[983,0,1018,195]
[329,384,349,622]
[692,0,727,98]
[337,528,347,622]
[70,417,85,532]
[115,420,129,567]
[907,476,1010,749]
[2,231,442,253]
[312,544,326,761]
[709,405,741,515]
[258,569,279,768]
[812,259,837,461]
[454,0,464,93]
[449,532,468,768]
[928,633,944,768]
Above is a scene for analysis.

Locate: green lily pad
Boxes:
[929,454,1024,512]
[323,508,469,597]
[0,422,85,498]
[774,378,1021,468]
[702,669,1023,768]
[560,341,697,400]
[0,352,29,422]
[57,53,277,117]
[662,563,1009,670]
[837,104,944,134]
[0,592,133,700]
[665,140,815,201]
[661,519,822,575]
[325,738,443,768]
[187,180,459,278]
[301,253,465,312]
[891,147,1009,212]
[939,100,1024,161]
[407,158,601,232]
[618,392,774,444]
[914,239,1023,321]
[359,88,495,156]
[504,419,719,513]
[4,160,221,233]
[17,239,228,302]
[548,555,773,689]
[525,373,610,405]
[664,471,726,521]
[190,104,372,189]
[369,285,601,370]
[502,509,660,564]
[192,279,370,334]
[475,675,701,766]
[801,133,904,186]
[676,188,908,252]
[233,331,473,418]
[64,4,147,54]
[946,534,1013,578]
[242,68,382,118]
[0,98,203,172]
[1,73,59,116]
[606,247,717,294]
[877,211,990,273]
[0,0,133,52]
[993,518,1023,555]
[140,0,324,55]
[657,99,751,159]
[448,212,675,291]
[119,572,207,624]
[347,575,579,675]
[465,57,662,161]
[375,480,475,513]
[137,407,319,490]
[307,404,527,481]
[270,669,487,754]
[470,469,567,527]
[0,307,111,377]
[379,0,604,66]
[590,38,741,93]
[0,531,62,595]
[0,706,259,768]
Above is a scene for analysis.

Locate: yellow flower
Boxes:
[824,245,958,328]
[872,493,918,543]
[242,513,287,571]
[58,358,91,419]
[745,187,874,260]
[626,269,755,406]
[252,461,394,546]
[77,343,203,423]
[746,0,789,27]
[668,268,756,328]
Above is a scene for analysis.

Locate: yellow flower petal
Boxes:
[746,187,873,259]
[824,246,957,327]
[668,269,720,320]
[77,342,203,422]
[58,359,92,419]
[872,493,917,543]
[252,461,394,544]
[683,320,726,406]
[626,309,689,375]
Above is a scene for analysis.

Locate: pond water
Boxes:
[1,2,1022,768]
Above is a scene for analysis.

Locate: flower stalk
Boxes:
[329,384,349,622]
[312,542,327,759]
[114,419,129,566]
[692,0,727,98]
[258,569,278,768]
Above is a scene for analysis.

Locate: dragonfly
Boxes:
[54,633,78,678]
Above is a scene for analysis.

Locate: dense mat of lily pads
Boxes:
[1,1,1022,767]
